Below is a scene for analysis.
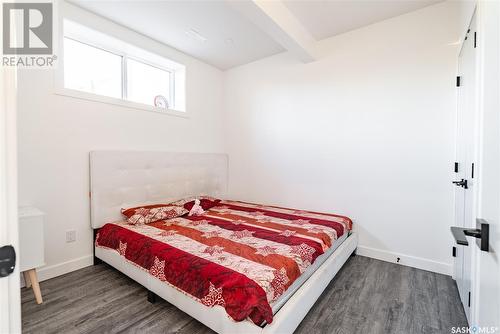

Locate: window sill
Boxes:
[53,87,189,118]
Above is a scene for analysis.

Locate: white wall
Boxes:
[17,3,224,280]
[223,1,463,274]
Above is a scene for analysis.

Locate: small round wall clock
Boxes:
[154,95,169,109]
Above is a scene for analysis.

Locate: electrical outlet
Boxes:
[66,230,76,243]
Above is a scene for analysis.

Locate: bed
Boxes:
[90,151,358,334]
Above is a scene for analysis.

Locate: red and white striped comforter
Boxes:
[95,200,352,325]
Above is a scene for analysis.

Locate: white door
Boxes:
[454,11,478,323]
[472,1,500,328]
[0,66,21,332]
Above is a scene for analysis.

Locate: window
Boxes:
[126,58,173,108]
[64,38,122,99]
[61,20,186,113]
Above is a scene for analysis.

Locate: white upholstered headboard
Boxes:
[90,151,228,228]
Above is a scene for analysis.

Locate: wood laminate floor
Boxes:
[21,256,467,334]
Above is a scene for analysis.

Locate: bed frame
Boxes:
[90,150,358,334]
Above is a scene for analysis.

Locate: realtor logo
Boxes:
[2,2,53,55]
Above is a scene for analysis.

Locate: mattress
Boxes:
[95,199,352,326]
[270,231,348,314]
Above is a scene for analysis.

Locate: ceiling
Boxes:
[69,0,284,70]
[69,0,443,70]
[283,0,442,41]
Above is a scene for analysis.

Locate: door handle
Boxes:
[453,179,468,189]
[450,219,489,252]
[0,245,16,277]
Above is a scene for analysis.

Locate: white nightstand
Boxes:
[18,206,45,304]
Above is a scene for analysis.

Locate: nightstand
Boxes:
[18,206,45,304]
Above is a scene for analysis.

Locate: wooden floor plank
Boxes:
[21,256,467,334]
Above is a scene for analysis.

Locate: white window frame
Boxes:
[55,19,187,118]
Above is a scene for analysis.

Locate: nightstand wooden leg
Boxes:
[23,271,31,288]
[28,269,43,304]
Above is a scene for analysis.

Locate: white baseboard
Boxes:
[21,255,93,287]
[356,246,452,275]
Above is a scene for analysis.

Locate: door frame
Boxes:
[454,7,480,322]
[0,64,21,332]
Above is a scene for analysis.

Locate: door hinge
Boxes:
[456,76,461,87]
[474,32,477,48]
[454,162,459,173]
[471,163,474,178]
[452,246,456,257]
[468,291,471,307]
